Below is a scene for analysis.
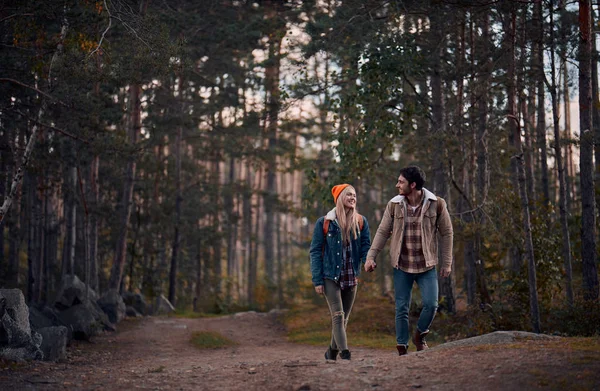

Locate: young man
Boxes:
[364,166,453,355]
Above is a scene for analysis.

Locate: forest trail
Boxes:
[2,311,599,390]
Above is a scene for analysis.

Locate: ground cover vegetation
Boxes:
[0,0,599,346]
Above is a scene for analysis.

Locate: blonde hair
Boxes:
[335,185,361,244]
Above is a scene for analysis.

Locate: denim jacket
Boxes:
[310,208,371,287]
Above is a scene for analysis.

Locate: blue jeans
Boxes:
[393,267,438,346]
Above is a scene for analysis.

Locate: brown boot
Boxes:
[396,344,407,356]
[413,329,429,351]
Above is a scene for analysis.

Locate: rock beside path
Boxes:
[432,330,558,351]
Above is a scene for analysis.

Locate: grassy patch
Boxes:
[282,297,398,349]
[190,331,237,349]
[170,310,223,319]
[281,297,600,354]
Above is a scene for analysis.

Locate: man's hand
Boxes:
[315,285,324,294]
[440,266,451,278]
[364,259,377,272]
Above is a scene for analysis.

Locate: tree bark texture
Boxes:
[534,0,550,205]
[548,4,574,306]
[109,84,140,290]
[578,0,599,301]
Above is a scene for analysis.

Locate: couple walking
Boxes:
[309,166,454,360]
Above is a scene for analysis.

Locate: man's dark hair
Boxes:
[399,166,426,190]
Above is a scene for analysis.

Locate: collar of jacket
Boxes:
[389,187,437,204]
[325,208,337,221]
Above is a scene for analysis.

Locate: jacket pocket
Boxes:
[423,209,437,230]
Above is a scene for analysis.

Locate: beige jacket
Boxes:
[366,188,453,271]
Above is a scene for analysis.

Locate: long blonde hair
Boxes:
[335,185,361,244]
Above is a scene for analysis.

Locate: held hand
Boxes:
[364,259,376,273]
[440,266,451,278]
[315,285,324,294]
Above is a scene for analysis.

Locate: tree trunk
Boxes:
[194,240,202,312]
[578,0,600,301]
[26,173,35,303]
[168,76,184,306]
[263,4,284,292]
[508,6,540,332]
[225,155,236,301]
[465,13,477,306]
[0,130,6,281]
[109,85,139,290]
[548,3,574,306]
[534,0,550,205]
[562,63,574,211]
[591,5,600,216]
[429,8,455,314]
[89,156,100,291]
[245,161,255,305]
[249,167,262,307]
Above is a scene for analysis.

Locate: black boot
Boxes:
[339,350,351,360]
[325,346,339,360]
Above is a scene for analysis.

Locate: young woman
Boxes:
[309,184,371,361]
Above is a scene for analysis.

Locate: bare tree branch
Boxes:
[0,13,34,23]
[0,78,69,106]
[11,110,88,143]
[89,0,113,58]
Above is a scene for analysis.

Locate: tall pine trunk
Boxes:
[508,6,540,332]
[578,0,599,301]
[108,0,148,292]
[109,85,140,290]
[534,0,550,205]
[429,8,455,314]
[263,26,284,291]
[548,4,574,306]
[168,74,184,306]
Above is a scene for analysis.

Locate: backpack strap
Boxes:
[323,219,330,236]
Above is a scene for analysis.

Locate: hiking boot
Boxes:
[413,329,430,351]
[325,346,339,360]
[339,349,351,360]
[396,344,407,356]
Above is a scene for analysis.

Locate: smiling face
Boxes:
[341,187,357,209]
[396,175,414,196]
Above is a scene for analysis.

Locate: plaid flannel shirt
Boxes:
[339,243,357,290]
[397,198,434,273]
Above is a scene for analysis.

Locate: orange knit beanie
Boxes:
[331,184,350,203]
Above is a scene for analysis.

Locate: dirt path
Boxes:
[1,312,599,390]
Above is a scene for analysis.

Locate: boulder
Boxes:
[0,345,43,361]
[0,289,43,361]
[54,274,98,310]
[1,312,33,348]
[0,289,31,336]
[122,292,148,316]
[125,306,142,318]
[29,306,56,331]
[97,289,126,324]
[88,300,116,332]
[57,303,102,341]
[37,326,68,361]
[153,294,175,315]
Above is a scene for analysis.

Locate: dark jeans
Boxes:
[393,267,438,346]
[323,279,357,351]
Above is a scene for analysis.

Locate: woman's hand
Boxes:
[315,285,324,294]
